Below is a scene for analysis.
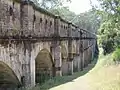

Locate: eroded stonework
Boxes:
[0,0,96,88]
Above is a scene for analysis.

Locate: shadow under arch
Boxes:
[0,61,21,88]
[35,48,54,84]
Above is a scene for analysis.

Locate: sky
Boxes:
[64,0,99,14]
[38,0,99,14]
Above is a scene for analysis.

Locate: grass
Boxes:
[87,48,120,90]
[89,65,120,90]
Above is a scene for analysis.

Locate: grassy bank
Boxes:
[88,53,120,90]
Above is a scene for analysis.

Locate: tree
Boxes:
[32,0,100,35]
[74,9,101,33]
[32,0,71,9]
[50,6,76,21]
[50,7,100,34]
[32,0,39,6]
[97,0,120,54]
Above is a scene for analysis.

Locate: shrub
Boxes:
[102,39,114,55]
[112,48,120,62]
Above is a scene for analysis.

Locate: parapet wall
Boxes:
[0,0,95,39]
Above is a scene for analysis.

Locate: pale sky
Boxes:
[39,0,99,14]
[64,0,99,14]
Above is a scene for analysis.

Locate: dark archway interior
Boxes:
[35,48,54,84]
[0,61,21,89]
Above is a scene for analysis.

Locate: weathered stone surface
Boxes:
[0,0,96,88]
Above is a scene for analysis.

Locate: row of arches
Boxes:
[0,43,77,88]
[35,43,77,84]
[0,48,54,88]
[35,43,70,84]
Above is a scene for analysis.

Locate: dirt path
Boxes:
[49,64,120,90]
[49,62,96,90]
[50,74,91,90]
[49,66,91,90]
[35,53,120,90]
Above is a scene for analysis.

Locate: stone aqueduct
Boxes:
[0,0,97,88]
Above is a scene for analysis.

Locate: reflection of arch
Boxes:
[0,61,21,88]
[35,48,54,84]
[61,44,68,61]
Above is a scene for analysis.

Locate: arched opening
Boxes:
[72,43,76,57]
[71,43,78,72]
[35,48,54,84]
[0,61,21,89]
[61,44,68,61]
[61,44,69,75]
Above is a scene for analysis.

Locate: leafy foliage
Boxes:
[32,0,100,34]
[97,0,120,54]
[112,48,120,62]
[50,7,76,21]
[51,7,100,33]
[75,10,101,33]
[32,0,71,9]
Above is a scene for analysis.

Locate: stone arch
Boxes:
[72,44,76,53]
[35,48,54,84]
[61,44,69,75]
[71,42,76,57]
[61,44,68,61]
[0,61,21,88]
